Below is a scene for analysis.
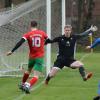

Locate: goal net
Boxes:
[0,0,62,77]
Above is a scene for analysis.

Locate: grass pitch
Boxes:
[0,53,100,100]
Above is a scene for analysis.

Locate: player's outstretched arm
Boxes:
[6,38,25,56]
[45,38,52,45]
[75,25,98,39]
[45,37,60,45]
[86,25,98,32]
[80,25,98,36]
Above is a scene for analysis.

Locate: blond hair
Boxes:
[64,24,72,29]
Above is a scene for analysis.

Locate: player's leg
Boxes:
[19,58,34,92]
[24,58,44,93]
[22,58,35,83]
[45,67,60,85]
[70,60,92,81]
[19,59,34,91]
[29,58,44,86]
[24,71,40,94]
[19,69,32,91]
[22,68,32,84]
[45,57,63,85]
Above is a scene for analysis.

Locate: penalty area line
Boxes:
[80,53,92,61]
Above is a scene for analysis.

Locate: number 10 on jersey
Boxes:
[32,37,41,47]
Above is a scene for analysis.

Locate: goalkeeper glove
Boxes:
[89,25,98,32]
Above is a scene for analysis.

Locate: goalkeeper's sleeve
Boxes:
[45,38,52,45]
[77,25,97,39]
[11,38,25,52]
[45,37,60,45]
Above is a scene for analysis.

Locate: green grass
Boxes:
[0,53,100,100]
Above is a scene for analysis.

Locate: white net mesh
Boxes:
[0,0,62,77]
[0,0,47,77]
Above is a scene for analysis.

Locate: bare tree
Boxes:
[5,0,12,7]
[83,0,95,31]
[77,0,84,32]
[77,0,95,32]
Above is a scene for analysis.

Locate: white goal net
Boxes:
[0,0,62,77]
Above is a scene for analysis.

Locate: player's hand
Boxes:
[86,46,91,49]
[6,51,13,56]
[90,25,98,32]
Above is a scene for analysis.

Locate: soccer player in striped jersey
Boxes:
[45,25,97,85]
[6,20,48,94]
[86,38,100,49]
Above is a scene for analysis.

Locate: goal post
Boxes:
[62,0,66,35]
[46,0,51,76]
[46,0,66,75]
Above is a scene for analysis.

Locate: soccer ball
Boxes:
[25,82,30,88]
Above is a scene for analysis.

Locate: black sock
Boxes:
[46,75,51,82]
[79,67,86,79]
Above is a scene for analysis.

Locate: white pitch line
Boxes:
[80,53,92,61]
[14,93,25,100]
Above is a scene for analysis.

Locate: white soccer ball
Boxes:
[25,82,30,88]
